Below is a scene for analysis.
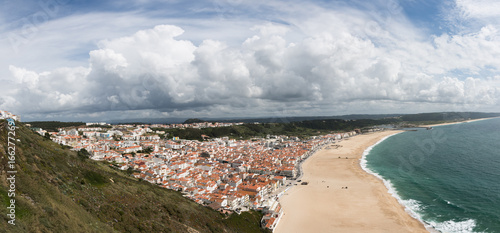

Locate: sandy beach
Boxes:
[419,117,499,127]
[274,130,428,233]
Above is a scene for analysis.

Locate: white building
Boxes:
[0,110,21,121]
[166,141,184,150]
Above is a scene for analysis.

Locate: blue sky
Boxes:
[1,0,500,121]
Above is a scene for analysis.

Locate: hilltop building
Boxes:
[0,110,21,121]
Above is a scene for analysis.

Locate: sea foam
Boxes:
[428,219,481,233]
[361,119,500,233]
[360,132,440,233]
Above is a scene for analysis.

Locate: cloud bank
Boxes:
[2,0,500,121]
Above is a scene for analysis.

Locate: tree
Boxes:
[137,148,153,154]
[183,118,206,124]
[77,149,91,160]
[113,135,122,141]
[200,151,210,158]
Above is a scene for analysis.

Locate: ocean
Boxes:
[362,118,500,233]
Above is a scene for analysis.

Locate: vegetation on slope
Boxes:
[160,118,400,140]
[291,118,397,131]
[158,122,324,141]
[0,120,269,233]
[24,121,87,132]
[400,112,500,122]
[183,118,208,124]
[158,112,500,140]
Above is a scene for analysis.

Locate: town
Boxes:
[3,111,361,230]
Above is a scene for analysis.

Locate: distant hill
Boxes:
[291,118,397,131]
[107,117,188,124]
[24,121,86,132]
[400,112,500,122]
[105,114,402,124]
[101,112,500,125]
[204,114,402,123]
[0,120,269,233]
[183,118,207,124]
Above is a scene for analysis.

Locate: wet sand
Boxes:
[274,130,428,233]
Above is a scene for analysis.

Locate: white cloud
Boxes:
[2,1,500,121]
[448,0,500,33]
[89,49,128,72]
[9,65,39,89]
[456,0,500,19]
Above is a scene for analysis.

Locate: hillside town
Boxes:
[0,111,21,122]
[4,112,359,230]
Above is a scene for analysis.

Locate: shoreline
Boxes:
[274,130,428,233]
[359,133,441,233]
[418,117,499,128]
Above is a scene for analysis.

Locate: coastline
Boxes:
[418,117,499,128]
[274,130,428,233]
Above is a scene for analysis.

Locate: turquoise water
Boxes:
[363,118,500,233]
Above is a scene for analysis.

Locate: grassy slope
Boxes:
[0,120,268,233]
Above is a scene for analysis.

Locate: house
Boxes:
[0,110,21,121]
[228,177,243,187]
[166,141,184,150]
[67,129,79,136]
[32,127,47,136]
[278,167,296,178]
[123,145,143,153]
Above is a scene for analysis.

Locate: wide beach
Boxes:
[274,130,428,233]
[419,117,499,127]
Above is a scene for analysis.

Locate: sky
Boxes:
[2,0,500,122]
